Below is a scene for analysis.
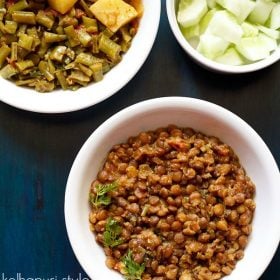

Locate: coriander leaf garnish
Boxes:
[89,182,117,208]
[103,217,124,248]
[122,250,145,280]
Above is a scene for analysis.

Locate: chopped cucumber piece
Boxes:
[216,0,255,23]
[268,3,280,30]
[257,25,280,39]
[259,33,278,52]
[181,24,200,39]
[189,37,200,48]
[206,0,216,9]
[236,34,275,61]
[199,9,217,34]
[215,47,245,65]
[241,22,259,37]
[177,0,208,27]
[248,0,275,25]
[207,11,243,44]
[197,33,230,59]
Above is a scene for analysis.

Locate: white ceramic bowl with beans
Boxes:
[65,96,280,280]
[0,0,161,113]
[166,0,280,73]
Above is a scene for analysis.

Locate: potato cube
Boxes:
[48,0,78,14]
[90,0,138,33]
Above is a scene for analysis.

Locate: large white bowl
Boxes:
[0,0,161,113]
[65,97,280,280]
[166,0,280,73]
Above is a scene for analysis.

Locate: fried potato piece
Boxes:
[90,0,138,33]
[48,0,78,14]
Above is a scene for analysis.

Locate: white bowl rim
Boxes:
[0,0,161,113]
[166,0,280,73]
[65,96,280,279]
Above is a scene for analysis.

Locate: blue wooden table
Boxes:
[0,2,279,279]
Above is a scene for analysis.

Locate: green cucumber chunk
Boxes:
[248,0,275,25]
[216,0,255,23]
[177,0,208,27]
[197,33,230,59]
[215,47,245,65]
[206,11,243,44]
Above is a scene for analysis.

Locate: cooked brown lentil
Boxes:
[89,125,256,280]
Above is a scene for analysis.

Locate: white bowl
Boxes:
[166,0,280,73]
[65,96,280,280]
[0,0,161,113]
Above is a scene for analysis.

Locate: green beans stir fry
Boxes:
[0,0,141,92]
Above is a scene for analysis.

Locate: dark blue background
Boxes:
[0,2,279,279]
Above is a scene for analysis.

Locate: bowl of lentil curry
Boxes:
[0,0,161,113]
[65,97,280,280]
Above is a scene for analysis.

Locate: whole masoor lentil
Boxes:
[89,125,256,280]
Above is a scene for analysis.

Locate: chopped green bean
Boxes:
[67,70,90,86]
[12,11,36,25]
[16,78,38,86]
[55,25,64,35]
[64,25,80,47]
[47,59,56,74]
[0,21,5,33]
[4,20,18,34]
[0,8,6,21]
[55,70,68,90]
[0,0,5,9]
[17,46,29,59]
[78,63,92,77]
[0,64,18,78]
[121,40,131,52]
[102,61,111,73]
[36,10,54,29]
[38,61,54,81]
[92,34,99,53]
[90,62,103,82]
[79,0,94,18]
[120,26,132,43]
[11,42,17,61]
[21,67,38,76]
[37,39,50,58]
[35,79,55,93]
[15,60,34,71]
[59,15,78,27]
[44,32,67,43]
[64,62,76,70]
[68,7,76,18]
[66,48,75,60]
[27,27,40,49]
[49,46,67,62]
[82,16,98,33]
[8,0,29,13]
[0,44,11,67]
[17,24,27,35]
[102,28,114,38]
[75,52,94,66]
[77,29,92,46]
[99,34,121,62]
[18,33,34,51]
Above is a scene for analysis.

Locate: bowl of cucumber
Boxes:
[166,0,280,73]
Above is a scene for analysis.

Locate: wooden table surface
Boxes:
[0,2,279,279]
